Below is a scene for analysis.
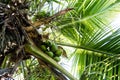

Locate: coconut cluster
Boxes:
[40,40,63,62]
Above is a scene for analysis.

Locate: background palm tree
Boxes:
[0,0,120,80]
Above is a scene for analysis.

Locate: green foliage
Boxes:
[1,0,120,80]
[49,0,120,79]
[28,0,120,79]
[80,55,120,80]
[16,58,57,80]
[26,65,56,80]
[32,11,50,21]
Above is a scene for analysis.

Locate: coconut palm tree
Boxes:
[0,0,120,80]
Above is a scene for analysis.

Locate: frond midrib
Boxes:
[57,42,114,56]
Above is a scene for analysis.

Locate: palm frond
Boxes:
[80,55,120,80]
[50,0,120,79]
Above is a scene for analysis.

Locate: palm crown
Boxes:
[0,0,120,80]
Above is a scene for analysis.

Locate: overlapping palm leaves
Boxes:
[50,0,120,79]
[1,0,120,80]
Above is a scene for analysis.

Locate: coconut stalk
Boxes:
[25,39,77,80]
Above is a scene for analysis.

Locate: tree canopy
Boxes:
[0,0,120,80]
